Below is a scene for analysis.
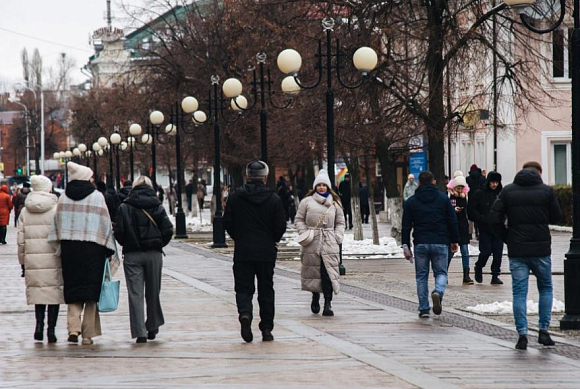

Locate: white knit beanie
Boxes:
[313,169,332,189]
[454,175,467,187]
[68,162,93,181]
[453,170,464,178]
[30,175,53,193]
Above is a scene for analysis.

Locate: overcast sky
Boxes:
[0,0,142,93]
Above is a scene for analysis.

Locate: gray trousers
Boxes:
[123,251,164,339]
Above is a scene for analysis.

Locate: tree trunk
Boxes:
[426,1,447,190]
[346,153,363,241]
[376,139,403,243]
[364,154,380,245]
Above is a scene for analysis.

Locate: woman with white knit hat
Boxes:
[295,169,345,316]
[17,175,64,343]
[48,162,119,345]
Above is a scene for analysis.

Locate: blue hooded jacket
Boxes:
[402,184,460,248]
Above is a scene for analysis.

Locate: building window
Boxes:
[553,143,571,185]
[552,28,572,79]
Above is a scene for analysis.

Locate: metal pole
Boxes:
[211,81,227,248]
[259,62,268,163]
[115,146,121,190]
[150,123,157,187]
[561,0,580,330]
[492,0,498,171]
[40,87,45,175]
[93,150,98,178]
[130,143,134,182]
[25,110,30,176]
[325,29,336,188]
[108,147,114,188]
[174,103,188,238]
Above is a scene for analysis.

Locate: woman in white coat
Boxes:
[17,175,64,343]
[295,170,345,316]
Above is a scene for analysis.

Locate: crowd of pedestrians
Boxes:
[5,157,563,352]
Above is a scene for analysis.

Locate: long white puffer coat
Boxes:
[295,193,345,294]
[17,191,64,305]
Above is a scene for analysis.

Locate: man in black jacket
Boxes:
[338,174,353,229]
[402,171,459,318]
[223,160,287,343]
[468,171,504,284]
[490,161,562,350]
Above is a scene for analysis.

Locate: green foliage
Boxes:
[552,185,572,226]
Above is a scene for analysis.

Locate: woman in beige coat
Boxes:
[17,175,64,343]
[295,169,345,316]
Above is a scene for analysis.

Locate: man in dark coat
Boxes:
[489,161,562,350]
[359,183,370,224]
[402,171,459,318]
[338,174,353,229]
[185,179,194,212]
[468,171,504,284]
[466,164,486,239]
[276,176,290,221]
[13,182,31,227]
[223,160,287,343]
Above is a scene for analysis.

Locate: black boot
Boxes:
[322,293,334,316]
[490,275,504,285]
[515,335,528,350]
[34,305,46,341]
[474,265,483,283]
[311,293,320,314]
[462,268,474,285]
[0,226,6,244]
[538,330,555,346]
[47,305,59,343]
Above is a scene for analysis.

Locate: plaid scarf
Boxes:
[48,191,120,275]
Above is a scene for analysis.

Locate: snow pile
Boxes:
[466,299,565,315]
[169,209,213,232]
[341,234,402,255]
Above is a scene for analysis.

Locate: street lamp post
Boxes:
[224,53,293,171]
[110,129,123,190]
[277,17,378,188]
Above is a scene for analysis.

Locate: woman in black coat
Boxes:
[447,175,473,285]
[113,176,173,343]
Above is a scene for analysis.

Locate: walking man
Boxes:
[402,171,459,318]
[223,160,287,342]
[490,161,562,350]
[338,174,353,229]
[468,171,504,284]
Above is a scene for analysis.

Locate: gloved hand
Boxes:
[21,265,25,278]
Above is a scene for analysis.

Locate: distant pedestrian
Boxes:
[338,173,353,229]
[468,171,504,284]
[196,180,206,211]
[490,162,562,350]
[466,164,486,239]
[0,185,13,244]
[17,175,64,343]
[295,169,345,317]
[114,176,173,344]
[48,162,120,346]
[359,183,370,224]
[402,171,459,318]
[185,179,194,212]
[13,182,31,227]
[403,174,418,201]
[116,179,132,206]
[276,176,291,221]
[223,160,286,343]
[446,175,473,285]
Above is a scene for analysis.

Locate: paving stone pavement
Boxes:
[3,225,580,388]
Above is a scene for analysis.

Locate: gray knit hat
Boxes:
[246,160,269,180]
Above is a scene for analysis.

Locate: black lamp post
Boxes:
[276,17,378,188]
[226,53,292,173]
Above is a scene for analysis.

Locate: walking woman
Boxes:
[48,162,119,346]
[113,176,173,343]
[295,170,345,316]
[17,175,64,342]
[447,175,473,285]
[0,184,12,244]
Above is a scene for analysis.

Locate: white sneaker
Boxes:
[81,337,93,345]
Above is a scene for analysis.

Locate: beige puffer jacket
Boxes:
[295,193,345,294]
[17,191,64,305]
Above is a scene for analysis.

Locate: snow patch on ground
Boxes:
[169,209,213,232]
[549,224,572,232]
[466,299,565,315]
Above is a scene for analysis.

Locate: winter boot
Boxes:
[474,265,483,283]
[34,305,46,341]
[322,293,334,317]
[239,315,253,343]
[490,275,504,285]
[311,293,320,314]
[47,305,59,343]
[262,329,274,342]
[515,335,528,350]
[538,330,556,346]
[462,268,474,285]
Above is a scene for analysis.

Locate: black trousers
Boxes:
[360,204,370,224]
[0,225,6,243]
[320,261,332,301]
[233,261,275,331]
[475,230,503,276]
[343,206,353,228]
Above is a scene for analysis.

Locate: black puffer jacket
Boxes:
[223,181,287,263]
[467,171,503,234]
[113,184,173,254]
[116,184,132,204]
[466,168,486,192]
[489,169,562,257]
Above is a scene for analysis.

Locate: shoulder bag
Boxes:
[98,260,120,313]
[297,205,333,247]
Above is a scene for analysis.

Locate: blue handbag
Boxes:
[98,260,120,313]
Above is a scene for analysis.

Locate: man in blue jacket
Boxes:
[402,171,459,318]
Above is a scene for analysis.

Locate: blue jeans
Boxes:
[509,256,553,335]
[448,244,469,269]
[476,231,503,276]
[414,244,449,311]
